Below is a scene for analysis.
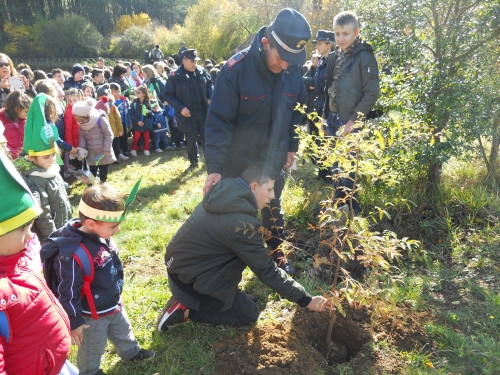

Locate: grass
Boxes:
[62,143,500,375]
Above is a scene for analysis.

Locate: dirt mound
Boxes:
[212,307,429,374]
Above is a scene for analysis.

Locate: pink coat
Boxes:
[0,110,25,160]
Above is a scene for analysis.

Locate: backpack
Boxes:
[43,243,99,320]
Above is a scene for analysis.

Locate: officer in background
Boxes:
[312,30,335,181]
[165,49,213,172]
[203,8,311,274]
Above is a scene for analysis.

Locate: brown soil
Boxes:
[212,306,429,375]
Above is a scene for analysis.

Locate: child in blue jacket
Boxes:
[150,100,171,152]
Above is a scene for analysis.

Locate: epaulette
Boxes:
[227,51,248,69]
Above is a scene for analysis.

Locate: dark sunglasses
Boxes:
[0,62,10,68]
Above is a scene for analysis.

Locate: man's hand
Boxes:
[207,99,211,105]
[181,107,191,117]
[70,324,89,347]
[343,120,355,135]
[307,296,332,312]
[284,152,296,170]
[203,173,221,196]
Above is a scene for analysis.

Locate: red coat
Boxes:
[0,110,25,160]
[0,250,71,375]
[64,104,79,147]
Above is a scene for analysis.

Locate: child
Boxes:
[73,98,116,183]
[110,83,131,159]
[323,11,380,214]
[0,91,32,159]
[82,83,95,99]
[129,85,153,156]
[20,93,73,241]
[150,100,170,152]
[41,182,155,375]
[0,152,71,374]
[96,84,124,163]
[64,88,84,171]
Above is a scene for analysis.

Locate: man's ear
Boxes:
[262,37,270,50]
[248,181,258,192]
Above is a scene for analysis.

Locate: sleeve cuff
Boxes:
[296,292,313,308]
[70,315,86,331]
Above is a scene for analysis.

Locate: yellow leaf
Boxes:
[425,362,434,368]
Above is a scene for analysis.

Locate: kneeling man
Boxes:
[158,164,330,331]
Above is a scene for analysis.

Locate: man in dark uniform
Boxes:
[176,41,187,66]
[312,30,335,181]
[202,8,311,273]
[165,49,213,171]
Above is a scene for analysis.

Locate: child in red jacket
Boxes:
[64,88,83,171]
[0,151,71,374]
[0,91,32,159]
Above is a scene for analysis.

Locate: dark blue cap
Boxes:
[312,30,335,43]
[267,8,311,65]
[182,49,200,61]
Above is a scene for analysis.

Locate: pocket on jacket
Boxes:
[37,346,56,374]
[239,94,269,115]
[348,87,360,99]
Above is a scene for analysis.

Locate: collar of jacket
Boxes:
[0,250,26,273]
[235,177,258,209]
[176,64,202,80]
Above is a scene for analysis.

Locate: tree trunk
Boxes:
[487,117,500,184]
[427,160,443,190]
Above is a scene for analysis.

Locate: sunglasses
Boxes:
[0,62,10,68]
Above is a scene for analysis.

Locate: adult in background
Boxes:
[165,49,213,172]
[95,56,106,69]
[176,41,187,65]
[0,53,37,108]
[303,50,321,134]
[158,164,331,330]
[166,57,178,72]
[62,64,92,91]
[202,8,311,273]
[108,63,132,96]
[151,45,164,63]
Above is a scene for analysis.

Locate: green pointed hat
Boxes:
[78,178,142,222]
[0,154,42,236]
[23,93,59,156]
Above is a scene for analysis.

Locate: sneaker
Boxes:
[123,151,131,157]
[121,348,156,363]
[179,142,186,148]
[144,150,150,156]
[158,297,188,332]
[171,142,176,148]
[118,153,129,161]
[156,149,163,153]
[130,150,137,157]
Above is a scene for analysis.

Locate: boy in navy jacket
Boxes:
[41,183,154,375]
[150,100,171,152]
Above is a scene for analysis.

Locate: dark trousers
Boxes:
[119,128,129,153]
[112,137,121,158]
[185,114,205,164]
[153,130,169,149]
[89,165,109,183]
[326,112,360,213]
[168,273,259,326]
[170,126,184,146]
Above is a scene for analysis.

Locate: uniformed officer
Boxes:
[203,8,311,273]
[165,49,213,171]
[312,30,335,182]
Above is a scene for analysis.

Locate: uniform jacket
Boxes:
[165,178,312,311]
[323,40,380,122]
[164,64,213,134]
[41,219,125,331]
[0,250,71,375]
[204,26,306,176]
[129,99,153,132]
[313,56,328,116]
[78,112,116,165]
[62,76,92,91]
[64,104,80,147]
[0,110,25,159]
[20,163,72,240]
[303,65,316,113]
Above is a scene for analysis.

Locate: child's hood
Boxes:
[40,219,84,261]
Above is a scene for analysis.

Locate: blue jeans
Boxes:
[326,112,360,213]
[153,130,169,149]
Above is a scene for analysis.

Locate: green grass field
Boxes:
[64,147,500,375]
